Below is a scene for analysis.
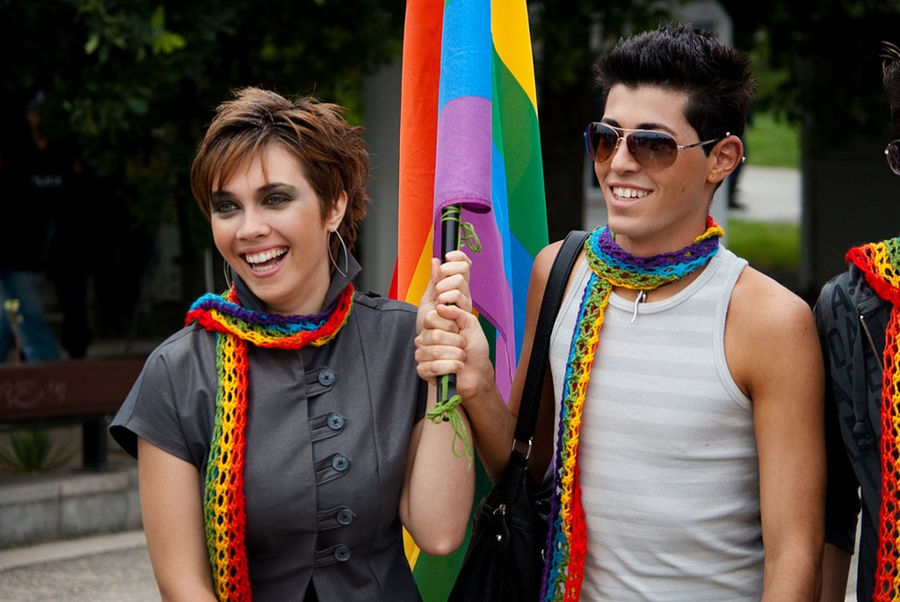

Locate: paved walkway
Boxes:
[0,531,157,601]
[730,165,802,223]
[0,524,856,601]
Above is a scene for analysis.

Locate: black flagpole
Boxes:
[437,204,461,417]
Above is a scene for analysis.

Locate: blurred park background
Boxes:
[1,0,899,353]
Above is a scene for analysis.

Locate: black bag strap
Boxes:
[512,230,589,449]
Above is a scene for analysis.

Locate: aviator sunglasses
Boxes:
[584,122,726,170]
[886,139,900,175]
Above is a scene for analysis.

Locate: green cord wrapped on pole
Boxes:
[425,376,473,465]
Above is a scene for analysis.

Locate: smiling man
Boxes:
[416,23,825,600]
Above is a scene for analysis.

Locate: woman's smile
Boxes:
[243,246,288,274]
[211,143,345,316]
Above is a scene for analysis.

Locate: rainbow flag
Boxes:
[393,0,548,598]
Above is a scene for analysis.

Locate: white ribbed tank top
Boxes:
[548,247,763,601]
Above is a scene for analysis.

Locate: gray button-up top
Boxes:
[111,256,426,600]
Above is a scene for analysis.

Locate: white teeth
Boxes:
[245,248,287,265]
[612,187,649,199]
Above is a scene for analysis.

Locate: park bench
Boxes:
[0,357,146,470]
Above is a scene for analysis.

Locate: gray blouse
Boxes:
[111,258,426,600]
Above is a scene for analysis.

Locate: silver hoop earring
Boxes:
[222,262,233,289]
[328,230,349,278]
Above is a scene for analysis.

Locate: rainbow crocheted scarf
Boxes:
[847,237,900,602]
[540,217,724,601]
[185,284,354,601]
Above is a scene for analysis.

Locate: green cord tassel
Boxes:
[440,205,481,253]
[426,374,473,466]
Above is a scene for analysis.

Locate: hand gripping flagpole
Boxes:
[425,204,473,464]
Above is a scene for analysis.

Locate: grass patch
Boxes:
[727,218,799,270]
[0,429,76,474]
[744,112,800,169]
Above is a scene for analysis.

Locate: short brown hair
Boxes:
[190,87,370,254]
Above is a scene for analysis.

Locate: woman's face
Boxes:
[210,144,346,316]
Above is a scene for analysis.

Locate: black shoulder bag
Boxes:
[448,230,589,602]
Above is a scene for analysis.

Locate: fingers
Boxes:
[442,249,471,264]
[418,255,463,305]
[433,274,470,309]
[416,357,464,383]
[421,302,461,333]
[433,250,473,312]
[415,250,475,383]
[415,336,467,378]
[432,289,470,311]
[415,258,444,333]
[425,258,440,299]
[415,316,468,382]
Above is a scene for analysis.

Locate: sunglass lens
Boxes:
[586,123,619,162]
[887,141,900,175]
[627,131,678,169]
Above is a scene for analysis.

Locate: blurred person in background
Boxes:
[816,42,900,602]
[0,90,66,362]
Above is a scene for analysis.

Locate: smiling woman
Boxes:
[208,145,346,316]
[189,89,369,272]
[108,88,474,602]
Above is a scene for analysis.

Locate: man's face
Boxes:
[593,84,723,256]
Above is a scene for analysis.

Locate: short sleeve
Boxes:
[109,326,217,467]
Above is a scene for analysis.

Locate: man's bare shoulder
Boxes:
[533,238,589,300]
[527,240,566,293]
[535,240,564,272]
[726,265,821,398]
[730,265,814,331]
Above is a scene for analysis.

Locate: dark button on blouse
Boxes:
[331,454,350,472]
[318,368,336,386]
[316,505,357,530]
[334,544,351,562]
[336,506,354,526]
[327,413,345,431]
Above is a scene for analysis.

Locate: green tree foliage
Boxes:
[721,0,900,145]
[2,0,402,174]
[0,0,402,333]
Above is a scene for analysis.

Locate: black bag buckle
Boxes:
[510,437,533,460]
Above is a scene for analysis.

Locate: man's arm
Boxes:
[727,267,826,600]
[820,544,851,602]
[416,244,564,482]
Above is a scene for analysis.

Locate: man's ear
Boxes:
[706,135,744,184]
